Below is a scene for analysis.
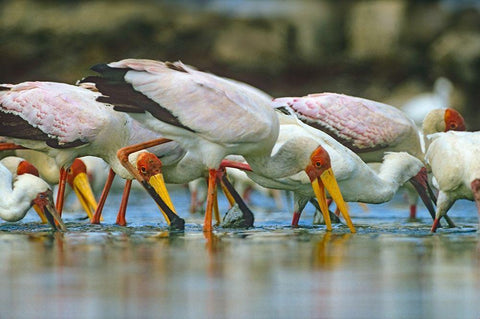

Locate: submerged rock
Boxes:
[221,204,252,229]
[313,209,341,225]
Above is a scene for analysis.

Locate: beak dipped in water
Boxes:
[33,189,66,232]
[136,152,178,225]
[409,167,437,221]
[66,159,99,222]
[149,172,177,224]
[306,146,356,233]
[32,204,48,224]
[70,171,98,221]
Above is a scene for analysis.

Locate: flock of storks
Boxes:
[0,58,478,234]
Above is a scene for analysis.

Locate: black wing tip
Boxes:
[90,63,130,81]
[77,75,100,85]
[90,63,110,74]
[274,106,294,116]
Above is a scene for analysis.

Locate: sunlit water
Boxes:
[0,186,479,319]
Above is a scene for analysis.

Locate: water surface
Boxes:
[1,187,479,318]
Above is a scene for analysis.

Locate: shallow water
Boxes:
[1,186,479,319]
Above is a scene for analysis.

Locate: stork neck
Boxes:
[0,168,31,221]
[377,154,421,189]
[422,109,445,137]
[244,139,311,179]
[422,109,446,150]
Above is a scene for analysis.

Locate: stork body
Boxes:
[0,160,65,230]
[82,59,354,232]
[426,131,480,232]
[0,81,182,228]
[273,93,465,220]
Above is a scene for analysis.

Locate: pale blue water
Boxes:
[0,186,479,319]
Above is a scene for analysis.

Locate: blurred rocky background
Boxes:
[1,0,479,127]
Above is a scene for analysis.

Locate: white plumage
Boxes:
[425,131,480,231]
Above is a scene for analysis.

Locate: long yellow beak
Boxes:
[72,172,99,222]
[311,177,332,231]
[33,204,48,224]
[149,172,178,225]
[220,181,235,207]
[317,168,356,233]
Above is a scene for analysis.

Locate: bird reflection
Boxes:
[312,232,352,269]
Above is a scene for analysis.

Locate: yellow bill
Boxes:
[220,182,235,207]
[149,172,178,225]
[33,204,48,224]
[72,172,100,222]
[311,178,332,231]
[320,168,356,233]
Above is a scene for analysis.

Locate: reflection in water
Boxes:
[0,188,479,318]
[0,229,479,318]
[312,233,352,269]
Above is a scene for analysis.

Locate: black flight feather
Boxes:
[81,65,195,133]
[0,110,87,149]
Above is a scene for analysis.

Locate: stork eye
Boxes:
[315,161,322,167]
[140,166,147,173]
[450,123,457,129]
[38,193,45,199]
[67,168,72,174]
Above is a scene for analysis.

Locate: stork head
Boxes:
[32,189,66,232]
[136,152,163,180]
[136,152,177,225]
[17,160,39,177]
[304,146,355,233]
[444,108,466,132]
[65,159,98,221]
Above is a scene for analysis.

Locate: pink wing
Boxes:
[273,93,415,153]
[0,82,111,147]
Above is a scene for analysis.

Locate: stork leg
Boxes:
[291,195,309,227]
[212,183,221,226]
[204,169,217,232]
[409,205,417,219]
[189,188,198,214]
[116,179,132,226]
[56,167,67,216]
[116,138,184,230]
[92,168,116,224]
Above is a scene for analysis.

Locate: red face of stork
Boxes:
[136,152,177,223]
[444,108,466,131]
[65,158,98,221]
[137,152,163,179]
[32,189,66,232]
[304,146,356,233]
[17,160,39,177]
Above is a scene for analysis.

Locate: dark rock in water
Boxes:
[221,204,251,229]
[312,210,341,225]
